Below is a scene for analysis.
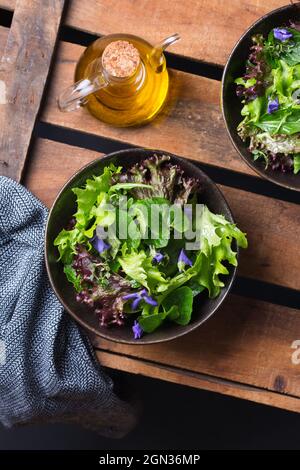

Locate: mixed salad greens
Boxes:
[235,24,300,174]
[54,155,247,339]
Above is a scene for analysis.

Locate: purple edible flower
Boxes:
[177,248,193,272]
[132,294,143,311]
[122,292,141,310]
[152,252,164,264]
[92,237,110,254]
[273,28,293,42]
[90,230,110,254]
[267,97,279,114]
[132,320,143,340]
[123,289,158,310]
[141,289,158,307]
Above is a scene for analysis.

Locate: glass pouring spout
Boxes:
[148,33,181,73]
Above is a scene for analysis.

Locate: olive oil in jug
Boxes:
[58,33,180,127]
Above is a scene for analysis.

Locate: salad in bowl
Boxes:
[235,23,300,175]
[47,150,247,343]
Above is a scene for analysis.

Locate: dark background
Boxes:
[0,371,299,450]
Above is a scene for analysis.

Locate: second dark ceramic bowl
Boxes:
[222,3,300,192]
[45,148,238,345]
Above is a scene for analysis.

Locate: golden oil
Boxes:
[74,34,170,127]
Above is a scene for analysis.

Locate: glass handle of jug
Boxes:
[58,60,108,112]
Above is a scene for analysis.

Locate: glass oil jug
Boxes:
[58,33,180,127]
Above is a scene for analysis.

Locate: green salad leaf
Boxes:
[280,28,300,65]
[72,163,121,228]
[109,182,153,192]
[118,251,149,289]
[63,265,82,292]
[294,154,300,174]
[118,249,168,292]
[162,286,193,326]
[255,109,300,135]
[54,227,85,264]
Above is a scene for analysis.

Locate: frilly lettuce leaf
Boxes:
[72,163,121,228]
[119,154,200,203]
[54,227,85,264]
[196,206,247,255]
[63,265,82,292]
[137,206,247,331]
[84,192,116,238]
[118,251,149,289]
[118,250,168,292]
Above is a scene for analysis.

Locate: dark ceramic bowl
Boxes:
[45,148,238,345]
[222,3,300,192]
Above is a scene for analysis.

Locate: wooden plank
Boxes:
[94,294,300,400]
[0,0,13,10]
[65,0,288,66]
[1,0,287,66]
[25,139,300,291]
[34,35,257,177]
[221,185,300,290]
[24,138,104,205]
[0,0,65,181]
[97,351,300,414]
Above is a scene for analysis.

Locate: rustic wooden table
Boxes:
[1,0,300,413]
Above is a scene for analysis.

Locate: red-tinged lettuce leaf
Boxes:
[235,34,268,102]
[72,245,133,327]
[118,155,201,204]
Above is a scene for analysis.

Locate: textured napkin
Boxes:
[0,176,137,437]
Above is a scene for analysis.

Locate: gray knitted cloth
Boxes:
[0,176,137,437]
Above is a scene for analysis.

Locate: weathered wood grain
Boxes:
[66,0,290,66]
[24,138,104,204]
[94,294,300,399]
[0,0,13,11]
[97,351,300,414]
[221,185,300,290]
[0,0,288,65]
[0,0,65,181]
[25,138,300,291]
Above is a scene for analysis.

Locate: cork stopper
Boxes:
[102,40,140,78]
